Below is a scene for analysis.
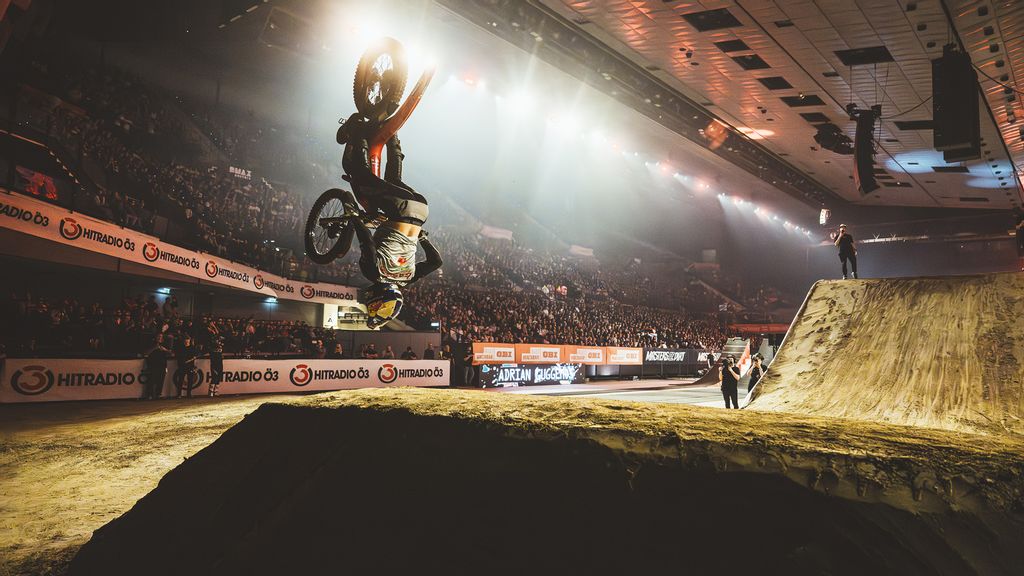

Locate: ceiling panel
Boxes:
[543,0,1023,210]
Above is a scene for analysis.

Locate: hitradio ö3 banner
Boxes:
[477,363,585,388]
[0,190,359,306]
[1,358,449,403]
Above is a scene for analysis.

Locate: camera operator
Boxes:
[718,356,740,409]
[748,355,764,393]
[833,223,857,279]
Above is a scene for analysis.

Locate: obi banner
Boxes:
[471,343,516,365]
[0,190,359,306]
[514,344,565,364]
[472,343,642,366]
[605,347,643,365]
[1,358,448,403]
[564,345,605,365]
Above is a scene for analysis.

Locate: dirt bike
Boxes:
[304,37,434,265]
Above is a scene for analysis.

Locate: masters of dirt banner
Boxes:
[0,190,359,306]
[0,358,448,403]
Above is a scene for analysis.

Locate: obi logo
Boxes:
[253,274,265,289]
[543,351,558,359]
[300,285,315,299]
[59,217,83,240]
[205,261,219,278]
[289,364,313,387]
[10,365,55,395]
[142,242,160,262]
[378,364,398,384]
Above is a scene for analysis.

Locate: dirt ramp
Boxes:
[68,389,1024,575]
[749,273,1024,436]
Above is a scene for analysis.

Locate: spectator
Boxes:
[381,345,395,359]
[327,342,345,359]
[423,343,436,360]
[362,343,379,359]
[400,346,418,360]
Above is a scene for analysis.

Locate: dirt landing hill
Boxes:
[748,273,1024,436]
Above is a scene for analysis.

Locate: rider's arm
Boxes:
[383,135,404,183]
[410,234,443,283]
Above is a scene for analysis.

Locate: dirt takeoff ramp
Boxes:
[748,273,1024,436]
[68,389,1024,575]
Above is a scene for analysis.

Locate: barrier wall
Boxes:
[1,358,449,403]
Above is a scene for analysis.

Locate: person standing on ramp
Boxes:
[834,223,858,279]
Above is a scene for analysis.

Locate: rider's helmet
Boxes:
[361,283,404,329]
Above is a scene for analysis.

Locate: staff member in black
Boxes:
[142,334,171,400]
[834,223,858,279]
[719,356,740,409]
[174,334,199,399]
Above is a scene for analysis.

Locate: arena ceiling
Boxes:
[43,0,1024,220]
[477,0,1020,212]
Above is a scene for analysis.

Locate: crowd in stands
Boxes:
[15,54,314,279]
[403,281,727,348]
[5,51,792,355]
[1,292,342,359]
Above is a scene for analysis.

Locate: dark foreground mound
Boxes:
[69,389,1024,576]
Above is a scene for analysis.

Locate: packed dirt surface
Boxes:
[2,388,1018,575]
[749,273,1024,436]
[0,394,309,576]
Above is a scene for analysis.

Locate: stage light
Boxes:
[264,297,278,304]
[157,287,171,295]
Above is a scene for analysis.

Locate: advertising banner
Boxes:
[643,349,697,364]
[471,343,516,365]
[477,363,584,388]
[0,190,359,306]
[605,347,643,365]
[729,323,790,334]
[514,344,565,364]
[565,345,606,365]
[0,358,448,403]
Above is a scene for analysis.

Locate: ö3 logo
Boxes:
[378,364,398,384]
[58,217,83,240]
[10,365,55,395]
[300,285,315,299]
[289,364,313,387]
[142,242,160,262]
[205,261,219,278]
[253,274,265,290]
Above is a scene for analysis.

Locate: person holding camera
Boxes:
[719,356,741,409]
[748,355,764,393]
[833,223,858,279]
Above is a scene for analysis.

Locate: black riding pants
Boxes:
[839,252,857,277]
